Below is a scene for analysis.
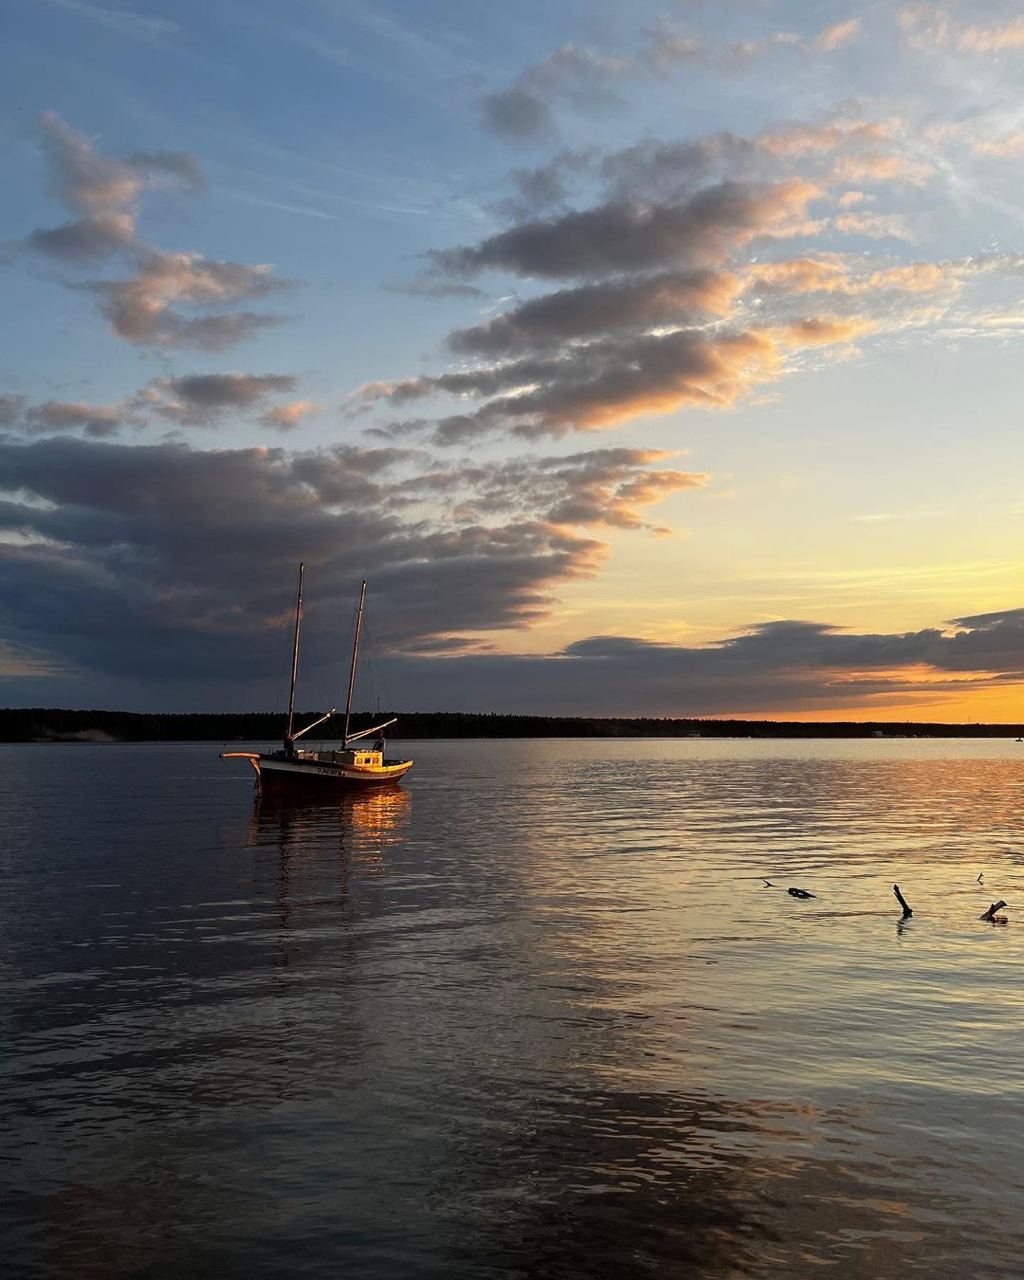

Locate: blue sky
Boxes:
[4,0,1024,718]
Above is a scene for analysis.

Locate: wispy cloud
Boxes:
[36,0,180,42]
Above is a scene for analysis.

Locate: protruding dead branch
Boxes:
[893,884,913,918]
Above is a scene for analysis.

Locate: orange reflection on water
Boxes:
[248,786,412,875]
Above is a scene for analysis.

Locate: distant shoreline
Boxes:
[2,708,1023,743]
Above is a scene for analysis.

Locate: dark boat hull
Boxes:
[261,757,412,796]
[221,752,413,796]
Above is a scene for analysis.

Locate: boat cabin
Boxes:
[301,747,384,768]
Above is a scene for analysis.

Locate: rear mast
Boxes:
[284,561,304,754]
[343,579,367,747]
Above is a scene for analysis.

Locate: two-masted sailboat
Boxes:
[221,565,413,796]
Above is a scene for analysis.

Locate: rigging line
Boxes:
[296,591,333,742]
[276,567,301,725]
[361,614,393,742]
[362,613,395,724]
[341,580,366,743]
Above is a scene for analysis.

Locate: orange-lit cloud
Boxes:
[958,15,1024,53]
[814,18,861,52]
[258,400,320,431]
[94,252,282,348]
[901,5,1024,55]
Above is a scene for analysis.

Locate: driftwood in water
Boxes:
[980,900,1008,922]
[787,887,815,899]
[893,884,913,918]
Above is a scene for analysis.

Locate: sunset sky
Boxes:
[4,0,1024,718]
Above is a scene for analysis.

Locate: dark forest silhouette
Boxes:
[2,707,1022,742]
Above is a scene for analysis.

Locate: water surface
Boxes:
[3,738,1023,1278]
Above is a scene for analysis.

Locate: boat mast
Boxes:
[343,579,367,746]
[284,561,304,751]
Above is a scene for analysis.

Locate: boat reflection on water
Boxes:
[246,788,412,938]
[248,786,412,872]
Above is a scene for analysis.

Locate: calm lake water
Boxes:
[3,738,1023,1278]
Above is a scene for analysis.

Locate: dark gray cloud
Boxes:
[3,449,1021,715]
[447,269,741,356]
[151,372,296,415]
[0,374,306,440]
[481,87,554,142]
[598,133,763,202]
[27,213,137,263]
[429,179,819,279]
[371,612,1024,716]
[496,153,590,219]
[24,400,124,437]
[0,436,691,699]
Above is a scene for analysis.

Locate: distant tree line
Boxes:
[1,707,1022,742]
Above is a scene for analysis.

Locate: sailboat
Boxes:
[221,564,414,796]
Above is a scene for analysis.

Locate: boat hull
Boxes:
[222,752,413,796]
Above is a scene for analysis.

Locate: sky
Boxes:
[3,0,1024,720]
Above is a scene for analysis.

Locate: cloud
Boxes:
[814,18,861,52]
[25,400,124,437]
[425,447,706,533]
[21,113,287,350]
[89,251,285,348]
[362,99,1024,447]
[972,129,1024,156]
[369,611,1024,716]
[27,212,137,263]
[480,20,867,140]
[0,374,312,439]
[481,87,554,143]
[5,447,1023,718]
[495,151,594,219]
[959,16,1024,52]
[430,179,821,280]
[480,44,632,141]
[139,372,298,425]
[447,269,743,356]
[900,5,1024,55]
[0,435,696,696]
[598,119,925,205]
[27,112,199,264]
[259,399,320,431]
[369,327,787,442]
